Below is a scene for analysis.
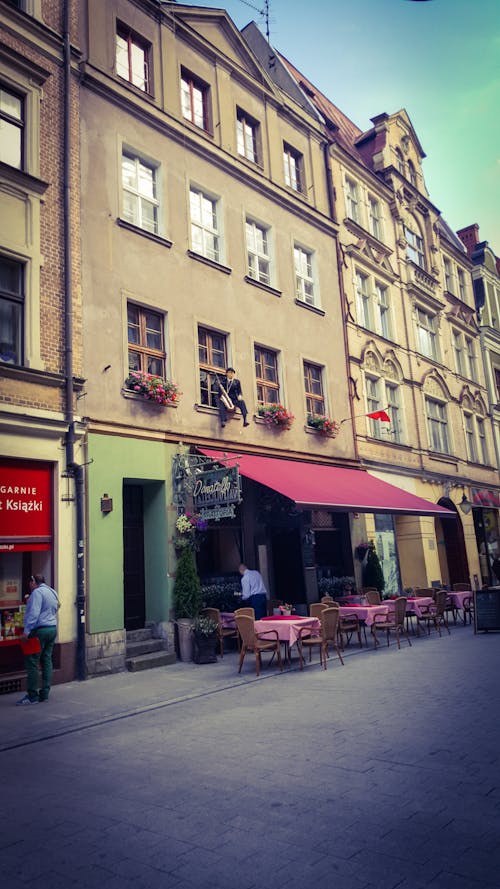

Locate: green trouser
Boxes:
[25,626,57,701]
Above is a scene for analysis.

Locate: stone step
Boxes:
[126,651,177,672]
[126,638,165,658]
[126,627,155,643]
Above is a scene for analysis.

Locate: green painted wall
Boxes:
[87,434,175,633]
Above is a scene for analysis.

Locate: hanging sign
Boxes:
[0,460,52,544]
[193,465,241,521]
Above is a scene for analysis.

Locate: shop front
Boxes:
[471,488,500,586]
[196,449,455,605]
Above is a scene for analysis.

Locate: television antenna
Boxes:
[237,0,271,43]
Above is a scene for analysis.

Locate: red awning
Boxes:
[199,450,455,517]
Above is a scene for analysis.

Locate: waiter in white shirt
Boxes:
[238,563,268,619]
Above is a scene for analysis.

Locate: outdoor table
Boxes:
[386,596,434,617]
[255,615,320,662]
[447,590,472,623]
[338,604,389,626]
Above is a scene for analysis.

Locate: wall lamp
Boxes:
[444,482,473,516]
[100,493,113,514]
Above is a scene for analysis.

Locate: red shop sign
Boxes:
[0,460,52,540]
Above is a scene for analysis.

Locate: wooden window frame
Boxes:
[127,303,165,376]
[181,69,210,131]
[255,345,280,405]
[283,143,303,193]
[198,326,228,407]
[237,109,258,163]
[304,361,325,416]
[116,23,150,93]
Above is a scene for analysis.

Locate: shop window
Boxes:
[127,303,165,376]
[198,326,227,407]
[255,345,279,404]
[116,23,150,92]
[0,256,23,366]
[304,361,325,416]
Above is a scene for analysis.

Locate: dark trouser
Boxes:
[218,397,248,426]
[243,594,267,620]
[25,626,57,701]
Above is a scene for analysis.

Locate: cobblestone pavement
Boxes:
[1,622,499,889]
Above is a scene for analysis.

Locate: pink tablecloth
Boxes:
[338,605,389,626]
[447,591,472,609]
[254,617,320,649]
[386,596,434,618]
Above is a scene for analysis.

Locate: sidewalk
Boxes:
[0,619,491,752]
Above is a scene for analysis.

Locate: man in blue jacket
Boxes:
[17,574,59,705]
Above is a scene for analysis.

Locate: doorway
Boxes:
[438,498,469,587]
[271,528,303,603]
[123,484,145,631]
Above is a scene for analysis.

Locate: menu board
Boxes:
[475,589,500,633]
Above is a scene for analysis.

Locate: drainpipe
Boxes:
[63,0,86,681]
[323,140,360,462]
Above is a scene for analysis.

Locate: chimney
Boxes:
[457,224,480,258]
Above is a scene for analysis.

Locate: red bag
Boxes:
[20,637,41,655]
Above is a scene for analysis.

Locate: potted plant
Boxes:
[257,403,295,430]
[124,370,182,406]
[362,541,386,595]
[173,546,202,661]
[192,614,219,664]
[307,414,341,437]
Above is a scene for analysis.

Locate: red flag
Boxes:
[367,410,391,422]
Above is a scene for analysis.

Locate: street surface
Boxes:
[1,623,499,889]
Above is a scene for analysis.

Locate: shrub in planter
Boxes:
[362,542,385,594]
[173,546,202,619]
[192,615,218,664]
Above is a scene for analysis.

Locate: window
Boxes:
[283,143,303,192]
[395,147,405,174]
[466,337,477,382]
[127,304,165,376]
[416,307,439,360]
[458,269,466,300]
[425,397,450,454]
[477,416,488,464]
[356,271,371,328]
[255,345,279,404]
[368,197,382,240]
[294,245,316,306]
[237,109,258,163]
[366,376,382,438]
[385,383,402,443]
[375,282,391,339]
[494,368,500,403]
[453,330,465,376]
[405,225,425,268]
[116,24,150,92]
[246,219,270,285]
[0,85,23,169]
[190,187,220,262]
[0,257,23,365]
[443,258,453,293]
[181,70,209,130]
[122,153,159,234]
[464,413,478,463]
[304,361,325,416]
[345,178,360,223]
[408,159,417,187]
[198,327,227,407]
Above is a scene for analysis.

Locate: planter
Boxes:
[177,618,194,662]
[193,632,218,664]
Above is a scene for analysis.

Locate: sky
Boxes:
[182,0,500,255]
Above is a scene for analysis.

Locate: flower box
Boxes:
[307,415,341,437]
[257,404,294,430]
[124,371,181,406]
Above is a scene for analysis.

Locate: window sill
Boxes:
[0,363,85,390]
[117,218,173,248]
[187,251,232,275]
[294,298,325,317]
[304,425,338,439]
[244,276,282,298]
[0,161,49,196]
[427,452,458,467]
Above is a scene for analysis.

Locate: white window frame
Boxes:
[375,281,391,339]
[458,268,467,301]
[385,382,402,443]
[366,375,383,439]
[444,257,453,293]
[121,152,159,234]
[405,225,425,268]
[345,177,360,223]
[477,416,488,464]
[368,196,382,240]
[356,271,371,329]
[425,396,450,454]
[246,218,271,286]
[283,143,303,192]
[465,336,477,382]
[294,244,316,306]
[416,307,439,361]
[464,411,477,462]
[453,329,465,376]
[189,186,222,263]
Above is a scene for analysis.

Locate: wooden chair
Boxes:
[234,607,255,618]
[414,587,437,600]
[371,597,412,649]
[338,609,364,649]
[234,613,282,677]
[201,607,239,657]
[415,590,450,636]
[321,596,335,605]
[267,598,283,616]
[297,606,344,671]
[452,583,471,591]
[364,589,382,605]
[310,602,328,619]
[463,595,475,625]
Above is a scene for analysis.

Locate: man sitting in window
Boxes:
[214,367,249,429]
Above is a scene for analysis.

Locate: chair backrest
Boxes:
[415,588,436,599]
[234,613,256,647]
[365,589,381,605]
[393,597,407,626]
[321,606,340,642]
[434,590,447,614]
[267,598,283,615]
[310,602,328,619]
[321,596,335,604]
[235,607,255,619]
[453,583,470,591]
[201,607,221,628]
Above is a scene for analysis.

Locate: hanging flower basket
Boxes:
[174,512,208,552]
[124,371,181,406]
[257,404,295,431]
[307,415,341,437]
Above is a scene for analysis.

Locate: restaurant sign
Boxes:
[0,460,52,549]
[193,465,241,522]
